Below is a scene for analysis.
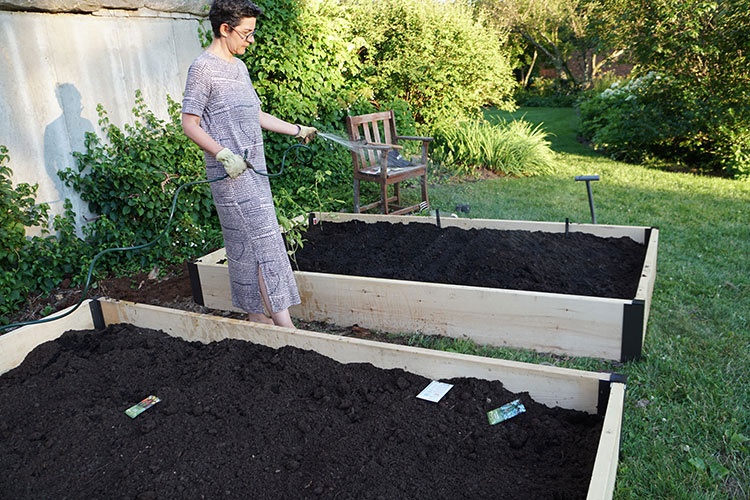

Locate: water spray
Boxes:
[317,132,395,152]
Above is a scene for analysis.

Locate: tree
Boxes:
[347,0,517,123]
[580,0,750,176]
[601,0,750,102]
[476,0,625,89]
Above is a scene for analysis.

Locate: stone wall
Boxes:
[0,2,207,234]
[0,0,207,15]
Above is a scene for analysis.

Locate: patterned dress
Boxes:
[182,51,300,314]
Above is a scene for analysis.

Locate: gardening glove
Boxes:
[294,124,318,144]
[215,148,247,178]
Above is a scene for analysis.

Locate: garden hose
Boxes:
[244,143,312,177]
[0,142,312,334]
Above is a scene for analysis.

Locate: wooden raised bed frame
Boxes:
[1,298,625,499]
[190,212,659,362]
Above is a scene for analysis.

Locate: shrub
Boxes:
[579,72,750,178]
[431,118,555,177]
[515,78,580,107]
[347,0,517,124]
[59,91,224,272]
[0,147,89,323]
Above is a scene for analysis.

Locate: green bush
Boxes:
[579,72,750,178]
[0,147,89,323]
[431,118,555,177]
[515,78,580,107]
[59,91,224,272]
[347,0,517,124]
[232,0,366,217]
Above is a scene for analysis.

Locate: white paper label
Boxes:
[416,381,454,403]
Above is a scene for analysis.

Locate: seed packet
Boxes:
[487,399,526,425]
[125,395,161,419]
[416,381,454,403]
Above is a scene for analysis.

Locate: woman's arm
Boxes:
[181,113,224,156]
[259,111,299,136]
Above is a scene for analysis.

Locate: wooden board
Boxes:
[0,301,95,375]
[313,211,649,243]
[636,228,660,343]
[0,299,625,500]
[192,214,658,361]
[587,382,625,499]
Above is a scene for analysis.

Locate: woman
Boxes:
[181,0,316,328]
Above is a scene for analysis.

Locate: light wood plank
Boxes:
[196,261,627,360]
[587,382,626,500]
[0,301,95,374]
[292,272,626,360]
[635,229,659,343]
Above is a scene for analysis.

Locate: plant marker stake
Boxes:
[436,209,441,229]
[575,175,600,224]
[565,217,570,238]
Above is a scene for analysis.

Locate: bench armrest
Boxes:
[396,135,434,142]
[358,144,398,151]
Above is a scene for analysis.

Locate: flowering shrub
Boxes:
[579,72,749,177]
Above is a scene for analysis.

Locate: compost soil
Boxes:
[10,218,647,328]
[1,323,603,499]
[294,220,648,299]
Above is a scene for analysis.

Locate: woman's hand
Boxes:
[216,148,247,178]
[295,125,318,144]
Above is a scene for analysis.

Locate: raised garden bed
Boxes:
[1,299,625,499]
[190,213,659,361]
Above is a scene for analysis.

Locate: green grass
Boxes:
[404,107,750,499]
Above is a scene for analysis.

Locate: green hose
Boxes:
[244,143,312,177]
[0,142,312,334]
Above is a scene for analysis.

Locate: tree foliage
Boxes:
[580,0,750,176]
[475,0,624,89]
[347,0,517,123]
[602,0,750,102]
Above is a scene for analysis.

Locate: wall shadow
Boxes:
[43,83,94,221]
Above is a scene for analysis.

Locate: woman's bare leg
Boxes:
[258,265,295,328]
[247,311,274,325]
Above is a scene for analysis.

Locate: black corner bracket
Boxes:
[89,298,106,330]
[597,373,628,415]
[187,261,205,307]
[621,299,645,362]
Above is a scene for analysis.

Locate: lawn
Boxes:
[408,107,749,499]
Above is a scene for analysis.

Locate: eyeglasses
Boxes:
[230,26,257,42]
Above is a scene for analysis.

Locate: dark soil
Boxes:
[1,323,603,499]
[295,220,647,299]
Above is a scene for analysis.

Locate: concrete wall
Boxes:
[0,5,206,233]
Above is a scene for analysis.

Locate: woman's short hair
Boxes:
[209,0,263,37]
